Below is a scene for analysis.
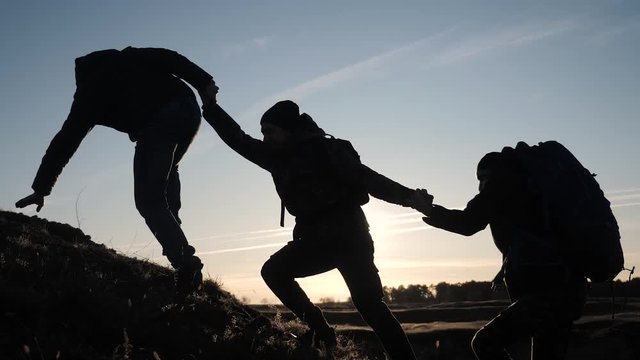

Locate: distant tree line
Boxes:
[371,278,640,304]
[588,277,640,298]
[378,281,508,304]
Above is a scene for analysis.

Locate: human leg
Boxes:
[134,97,202,301]
[134,136,188,267]
[261,241,336,336]
[164,97,201,224]
[472,318,518,360]
[531,320,572,360]
[339,243,416,360]
[472,293,575,360]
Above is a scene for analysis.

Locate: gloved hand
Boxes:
[16,191,45,212]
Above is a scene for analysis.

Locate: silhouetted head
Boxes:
[260,100,325,149]
[477,152,502,191]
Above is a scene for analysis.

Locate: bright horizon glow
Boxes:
[1,1,639,303]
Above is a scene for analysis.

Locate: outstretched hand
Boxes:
[410,188,434,216]
[16,192,45,212]
[199,81,219,108]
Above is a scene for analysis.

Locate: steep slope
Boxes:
[0,210,365,360]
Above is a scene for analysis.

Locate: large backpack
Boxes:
[499,141,624,282]
[277,118,369,226]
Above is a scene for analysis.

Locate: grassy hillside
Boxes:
[3,210,638,359]
[0,210,367,360]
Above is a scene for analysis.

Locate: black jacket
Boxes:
[203,105,415,235]
[32,47,213,195]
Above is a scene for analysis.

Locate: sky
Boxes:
[1,0,638,303]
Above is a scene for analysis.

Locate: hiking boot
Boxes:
[315,326,337,348]
[174,256,203,304]
[298,327,337,349]
[297,329,315,348]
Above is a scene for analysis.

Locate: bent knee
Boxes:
[472,326,505,357]
[260,259,280,283]
[471,328,490,351]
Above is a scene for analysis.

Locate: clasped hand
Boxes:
[410,188,434,216]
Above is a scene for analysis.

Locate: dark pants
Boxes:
[472,283,586,360]
[133,96,201,268]
[261,232,416,360]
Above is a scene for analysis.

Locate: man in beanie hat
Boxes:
[203,99,432,360]
[16,47,218,304]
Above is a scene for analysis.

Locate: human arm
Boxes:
[18,99,93,210]
[15,192,45,212]
[422,192,491,236]
[361,164,425,207]
[202,104,273,171]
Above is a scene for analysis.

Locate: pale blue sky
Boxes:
[1,1,638,303]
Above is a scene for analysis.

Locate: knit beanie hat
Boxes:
[260,100,301,132]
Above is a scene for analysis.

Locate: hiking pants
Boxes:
[472,288,585,360]
[133,96,201,268]
[261,237,416,360]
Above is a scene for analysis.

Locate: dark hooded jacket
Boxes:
[32,47,213,195]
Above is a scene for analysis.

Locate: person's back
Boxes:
[73,47,202,138]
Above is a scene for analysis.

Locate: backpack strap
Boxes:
[280,200,285,227]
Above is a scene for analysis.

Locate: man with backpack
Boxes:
[419,141,622,359]
[15,47,218,303]
[202,99,431,359]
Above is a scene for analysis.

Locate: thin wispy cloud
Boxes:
[423,19,580,69]
[612,202,640,209]
[221,36,273,58]
[121,185,639,258]
[197,242,286,256]
[608,188,640,208]
[586,12,640,46]
[117,226,291,253]
[242,18,579,120]
[607,187,640,195]
[240,29,454,120]
[191,227,293,243]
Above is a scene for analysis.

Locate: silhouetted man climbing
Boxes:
[202,99,430,360]
[16,47,218,303]
[418,151,588,360]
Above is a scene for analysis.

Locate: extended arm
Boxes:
[422,192,491,236]
[202,104,274,171]
[361,164,419,207]
[17,99,93,211]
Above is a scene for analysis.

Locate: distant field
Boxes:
[253,298,640,360]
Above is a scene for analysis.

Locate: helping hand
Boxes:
[16,192,45,212]
[410,188,434,216]
[199,81,219,107]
